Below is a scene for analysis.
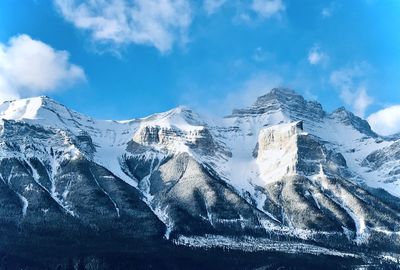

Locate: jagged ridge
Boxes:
[0,89,400,260]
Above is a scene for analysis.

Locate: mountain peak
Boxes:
[228,88,325,122]
[0,96,70,119]
[139,105,206,131]
[250,88,301,109]
[0,96,97,134]
[270,87,298,95]
[0,96,47,120]
[330,106,377,138]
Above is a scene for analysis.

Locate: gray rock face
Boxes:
[330,107,378,138]
[0,90,399,258]
[134,125,219,156]
[0,119,165,253]
[362,140,400,183]
[123,153,273,237]
[229,88,326,123]
[253,121,400,244]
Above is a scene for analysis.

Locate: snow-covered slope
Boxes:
[219,89,397,197]
[1,89,400,258]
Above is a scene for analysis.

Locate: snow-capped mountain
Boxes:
[1,89,400,264]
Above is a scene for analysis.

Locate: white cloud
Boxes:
[321,2,337,18]
[179,72,282,118]
[234,12,252,23]
[251,0,285,18]
[0,77,18,103]
[225,72,283,110]
[307,45,328,65]
[303,88,318,101]
[203,0,227,15]
[0,34,85,103]
[213,72,283,116]
[321,8,331,17]
[54,0,192,53]
[252,46,270,62]
[352,87,373,118]
[330,62,373,118]
[368,105,400,136]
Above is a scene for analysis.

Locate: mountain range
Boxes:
[0,88,399,268]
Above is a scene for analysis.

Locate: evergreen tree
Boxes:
[66,258,74,270]
[77,257,85,270]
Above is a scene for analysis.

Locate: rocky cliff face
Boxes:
[362,140,400,184]
[0,90,400,263]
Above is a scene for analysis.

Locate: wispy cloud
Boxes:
[54,0,192,53]
[223,72,283,111]
[54,0,286,52]
[330,62,373,118]
[321,2,337,18]
[321,8,331,17]
[368,105,400,136]
[252,46,271,62]
[203,0,227,15]
[0,34,85,103]
[351,87,373,118]
[181,72,283,118]
[251,0,285,18]
[307,45,328,66]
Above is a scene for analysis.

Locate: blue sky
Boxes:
[0,0,400,134]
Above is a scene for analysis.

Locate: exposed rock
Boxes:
[0,89,399,258]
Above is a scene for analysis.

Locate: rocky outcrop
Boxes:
[362,140,400,183]
[330,107,378,138]
[229,88,326,124]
